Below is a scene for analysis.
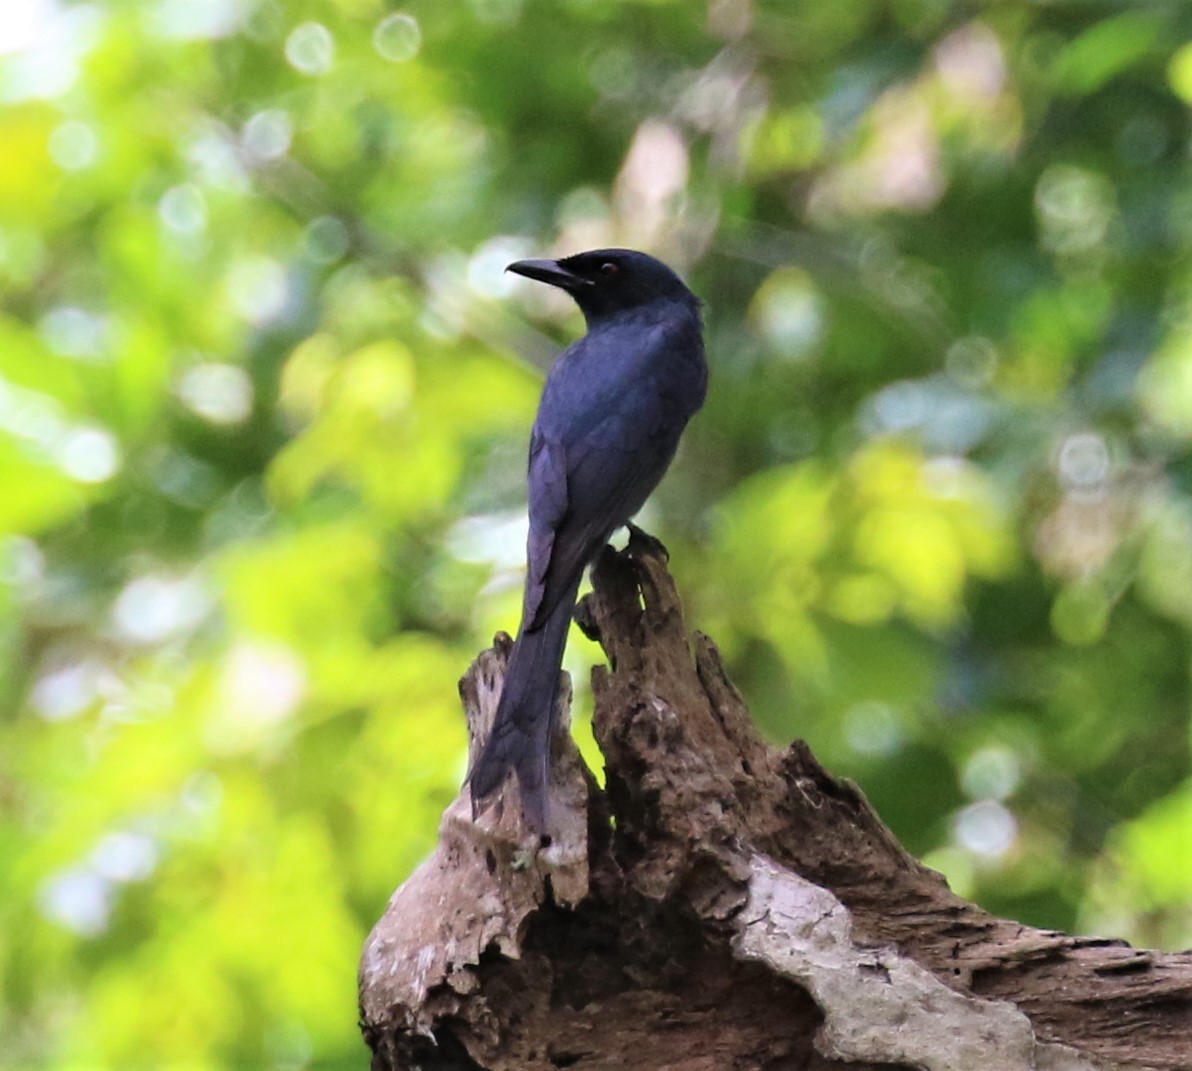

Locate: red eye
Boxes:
[599,262,619,277]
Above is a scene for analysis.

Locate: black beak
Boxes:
[506,258,592,292]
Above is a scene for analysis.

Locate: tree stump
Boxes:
[359,535,1192,1071]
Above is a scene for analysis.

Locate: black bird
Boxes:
[468,248,708,829]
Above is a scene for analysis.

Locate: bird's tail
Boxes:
[468,594,577,829]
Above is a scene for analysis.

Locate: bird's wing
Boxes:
[519,315,704,634]
[521,426,569,628]
[521,394,681,633]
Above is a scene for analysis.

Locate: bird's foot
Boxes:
[625,522,669,562]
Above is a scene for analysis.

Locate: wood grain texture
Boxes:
[360,534,1192,1071]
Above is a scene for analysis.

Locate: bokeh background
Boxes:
[3,0,1192,1067]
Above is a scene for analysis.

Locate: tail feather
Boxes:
[468,594,577,828]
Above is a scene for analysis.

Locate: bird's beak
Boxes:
[505,258,592,292]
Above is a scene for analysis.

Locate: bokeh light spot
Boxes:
[1035,165,1114,256]
[284,21,334,75]
[242,109,292,161]
[58,425,120,483]
[38,868,112,936]
[177,362,254,424]
[468,235,533,298]
[373,13,421,63]
[92,832,158,883]
[226,257,289,325]
[304,216,349,263]
[953,800,1018,859]
[751,267,824,358]
[111,575,211,645]
[960,747,1021,802]
[945,336,998,388]
[31,659,101,721]
[843,701,904,757]
[39,306,108,361]
[1057,432,1110,491]
[47,119,98,170]
[158,184,208,235]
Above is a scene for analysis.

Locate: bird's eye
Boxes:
[599,262,619,278]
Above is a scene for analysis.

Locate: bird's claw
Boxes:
[626,522,670,562]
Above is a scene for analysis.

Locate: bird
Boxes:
[468,248,708,831]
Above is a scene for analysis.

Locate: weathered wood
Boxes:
[360,534,1192,1071]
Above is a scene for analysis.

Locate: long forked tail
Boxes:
[468,593,577,829]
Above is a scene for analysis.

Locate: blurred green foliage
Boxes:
[2,0,1192,1067]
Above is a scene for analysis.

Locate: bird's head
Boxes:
[506,248,699,322]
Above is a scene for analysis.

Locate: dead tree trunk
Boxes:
[359,534,1192,1071]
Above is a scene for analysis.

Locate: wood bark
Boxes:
[359,534,1192,1071]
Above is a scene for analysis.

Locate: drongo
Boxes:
[469,248,708,829]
